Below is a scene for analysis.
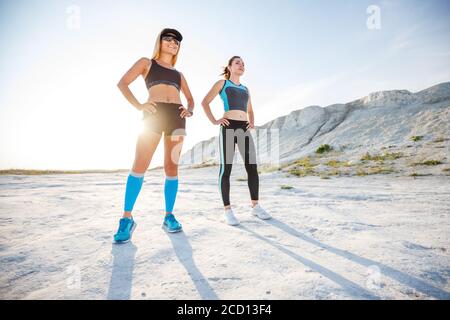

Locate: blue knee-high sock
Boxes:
[164,176,178,213]
[124,171,145,212]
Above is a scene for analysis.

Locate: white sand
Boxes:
[0,166,449,300]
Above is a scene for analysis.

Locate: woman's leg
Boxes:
[219,125,235,210]
[163,134,184,214]
[123,130,162,218]
[236,130,259,207]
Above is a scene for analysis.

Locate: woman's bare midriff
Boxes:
[223,110,248,121]
[147,84,182,104]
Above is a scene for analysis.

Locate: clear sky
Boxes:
[0,0,449,170]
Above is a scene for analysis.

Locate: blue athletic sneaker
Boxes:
[113,217,137,243]
[162,213,182,233]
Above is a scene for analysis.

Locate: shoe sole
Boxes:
[251,212,271,220]
[113,221,137,244]
[224,217,240,226]
[162,224,183,233]
[226,221,240,226]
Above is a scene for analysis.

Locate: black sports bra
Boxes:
[145,58,181,91]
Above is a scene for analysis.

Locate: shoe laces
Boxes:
[118,218,130,232]
[166,214,176,223]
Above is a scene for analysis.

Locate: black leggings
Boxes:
[218,119,259,206]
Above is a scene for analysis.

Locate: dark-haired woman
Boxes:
[202,56,271,226]
[114,28,194,242]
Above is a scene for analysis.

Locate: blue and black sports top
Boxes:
[219,79,249,112]
[145,58,181,91]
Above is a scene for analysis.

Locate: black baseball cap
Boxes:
[160,28,183,42]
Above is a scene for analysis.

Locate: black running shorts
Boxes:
[142,102,186,136]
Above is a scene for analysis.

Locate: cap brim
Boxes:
[160,28,183,42]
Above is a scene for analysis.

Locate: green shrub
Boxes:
[413,160,443,166]
[356,170,368,176]
[315,144,333,154]
[258,165,281,174]
[295,157,313,167]
[361,152,402,161]
[422,160,442,166]
[367,167,395,175]
[326,160,351,167]
[289,167,315,177]
[410,172,432,177]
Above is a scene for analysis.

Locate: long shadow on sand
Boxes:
[167,231,219,300]
[107,242,137,300]
[238,225,379,299]
[265,218,450,299]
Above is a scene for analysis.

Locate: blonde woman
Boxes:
[114,28,194,242]
[202,56,271,226]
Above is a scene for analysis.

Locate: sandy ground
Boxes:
[0,166,449,300]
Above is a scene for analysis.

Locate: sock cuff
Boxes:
[129,170,145,178]
[165,175,178,181]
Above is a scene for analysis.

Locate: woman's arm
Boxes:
[246,90,255,129]
[202,80,230,126]
[179,72,194,117]
[117,57,151,111]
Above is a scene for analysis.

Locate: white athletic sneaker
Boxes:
[224,209,240,226]
[251,204,271,220]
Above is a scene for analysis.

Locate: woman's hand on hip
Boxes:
[179,106,192,118]
[139,100,157,114]
[214,118,230,126]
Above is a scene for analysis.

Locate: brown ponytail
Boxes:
[220,56,241,79]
